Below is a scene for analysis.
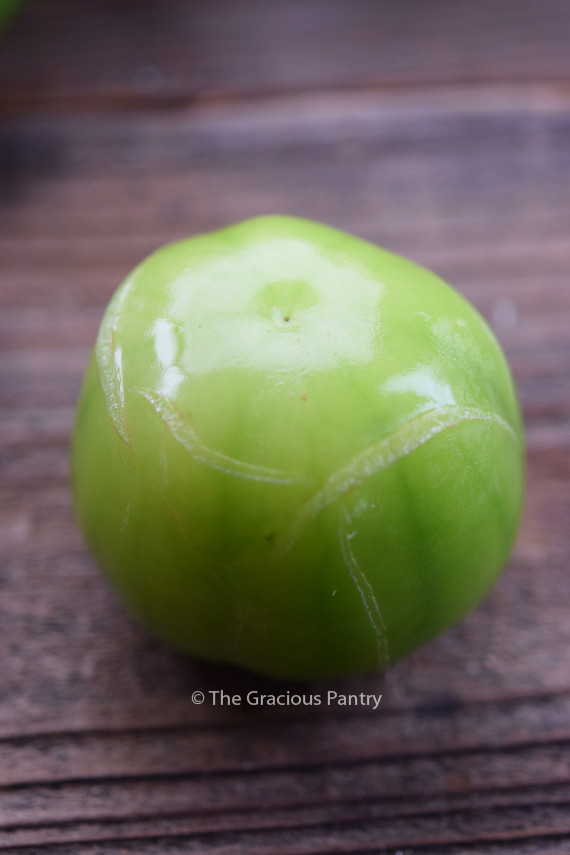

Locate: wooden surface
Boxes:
[1,1,570,852]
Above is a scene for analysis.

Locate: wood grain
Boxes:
[1,1,570,852]
[2,0,570,115]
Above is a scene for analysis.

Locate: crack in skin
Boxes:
[275,404,519,556]
[136,387,311,486]
[110,382,516,670]
[339,508,390,668]
[95,280,134,445]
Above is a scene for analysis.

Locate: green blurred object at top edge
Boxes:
[0,0,24,30]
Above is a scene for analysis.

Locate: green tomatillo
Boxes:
[71,216,524,680]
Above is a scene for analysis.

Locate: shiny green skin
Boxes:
[72,216,524,680]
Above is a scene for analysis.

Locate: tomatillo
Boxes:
[72,216,524,680]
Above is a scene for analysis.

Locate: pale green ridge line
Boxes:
[119,499,133,538]
[136,387,311,486]
[276,404,518,555]
[95,279,134,445]
[339,509,390,668]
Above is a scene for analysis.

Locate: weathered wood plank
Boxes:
[2,88,569,308]
[1,706,570,790]
[2,0,570,115]
[2,777,570,850]
[1,802,570,855]
[3,743,569,825]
